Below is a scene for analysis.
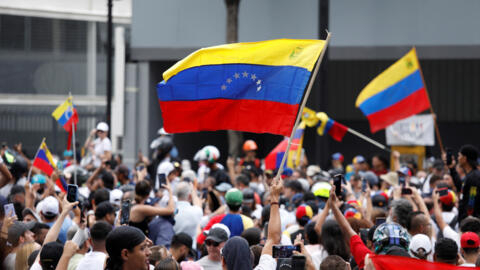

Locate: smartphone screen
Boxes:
[437,188,448,197]
[3,203,15,217]
[333,174,343,197]
[157,173,167,187]
[272,245,301,258]
[401,187,412,195]
[375,217,386,226]
[446,149,453,166]
[67,184,78,203]
[398,176,406,187]
[361,179,367,193]
[120,200,131,225]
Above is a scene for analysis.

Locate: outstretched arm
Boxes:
[262,177,283,256]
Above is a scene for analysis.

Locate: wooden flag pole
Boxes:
[347,128,391,152]
[27,137,46,183]
[276,31,332,178]
[414,47,445,153]
[69,92,77,185]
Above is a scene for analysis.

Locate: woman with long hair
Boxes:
[105,226,152,270]
[15,241,41,270]
[320,219,351,261]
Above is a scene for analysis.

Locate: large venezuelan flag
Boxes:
[33,142,56,177]
[356,48,431,133]
[264,122,306,170]
[157,39,325,136]
[52,97,78,132]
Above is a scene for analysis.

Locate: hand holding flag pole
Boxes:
[276,31,332,178]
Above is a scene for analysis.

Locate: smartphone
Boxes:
[361,179,367,193]
[72,228,88,247]
[136,165,145,172]
[398,176,406,187]
[67,184,78,203]
[272,245,301,258]
[437,188,448,197]
[157,173,167,186]
[3,203,15,217]
[333,174,343,197]
[401,187,412,195]
[120,200,131,225]
[291,254,306,270]
[375,217,386,226]
[446,148,453,166]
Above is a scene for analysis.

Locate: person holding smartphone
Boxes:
[83,122,112,170]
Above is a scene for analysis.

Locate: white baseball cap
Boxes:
[409,233,432,255]
[110,189,123,207]
[39,196,59,217]
[96,122,109,132]
[158,162,175,176]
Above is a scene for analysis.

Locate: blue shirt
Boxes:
[46,216,73,243]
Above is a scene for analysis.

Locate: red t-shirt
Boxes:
[350,234,373,269]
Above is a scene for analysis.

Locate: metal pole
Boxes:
[317,0,329,167]
[106,0,113,137]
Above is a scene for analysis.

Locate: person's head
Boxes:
[7,221,34,248]
[409,233,432,260]
[170,233,192,263]
[389,198,413,229]
[235,174,250,190]
[331,153,344,169]
[242,140,257,158]
[372,154,389,173]
[320,255,350,270]
[434,238,459,265]
[204,224,230,260]
[15,241,41,270]
[250,245,263,268]
[135,180,152,203]
[408,211,432,237]
[241,227,261,246]
[225,188,243,212]
[320,220,350,261]
[459,144,479,170]
[95,201,116,225]
[295,205,313,227]
[106,226,150,270]
[221,236,252,270]
[22,207,40,223]
[39,196,59,222]
[373,222,411,254]
[116,165,130,184]
[461,232,480,261]
[92,188,110,209]
[460,216,480,234]
[353,155,367,172]
[439,190,456,212]
[283,180,303,199]
[304,221,319,245]
[90,221,112,251]
[149,245,169,267]
[96,122,109,138]
[31,222,49,245]
[155,258,180,270]
[174,181,191,202]
[40,241,64,270]
[101,172,115,190]
[9,185,25,205]
[347,218,372,234]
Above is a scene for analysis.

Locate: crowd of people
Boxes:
[1,122,480,270]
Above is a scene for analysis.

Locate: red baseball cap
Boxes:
[461,232,480,249]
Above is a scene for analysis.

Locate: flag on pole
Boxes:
[316,112,348,142]
[55,176,68,193]
[355,48,431,133]
[33,142,56,177]
[157,39,325,136]
[52,97,78,132]
[265,122,306,170]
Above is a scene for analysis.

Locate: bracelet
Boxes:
[271,202,279,206]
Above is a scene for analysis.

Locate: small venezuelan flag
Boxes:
[316,112,348,142]
[33,142,56,177]
[356,48,431,133]
[52,97,78,132]
[264,122,306,170]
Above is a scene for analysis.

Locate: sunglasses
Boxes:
[205,240,220,247]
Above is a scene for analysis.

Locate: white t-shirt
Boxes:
[92,137,112,167]
[459,263,476,267]
[254,254,277,270]
[174,201,203,249]
[76,251,107,270]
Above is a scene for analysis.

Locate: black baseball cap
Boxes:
[205,227,229,243]
[40,241,64,269]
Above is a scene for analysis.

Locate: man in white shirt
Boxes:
[76,221,112,270]
[173,182,203,249]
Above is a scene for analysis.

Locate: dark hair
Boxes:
[347,218,372,234]
[93,188,110,206]
[434,238,458,264]
[461,217,480,234]
[227,203,242,212]
[320,220,350,261]
[261,205,271,227]
[463,247,479,255]
[31,222,50,234]
[251,245,263,268]
[304,222,319,245]
[95,201,115,220]
[106,226,146,270]
[155,257,180,270]
[460,144,479,168]
[430,175,443,186]
[235,174,250,187]
[407,211,425,231]
[101,172,115,190]
[90,221,112,242]
[390,199,413,229]
[135,180,151,201]
[305,199,319,215]
[372,154,389,168]
[241,227,261,246]
[320,255,348,270]
[170,233,192,250]
[284,180,303,193]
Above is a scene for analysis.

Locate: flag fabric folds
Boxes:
[157,39,325,136]
[316,112,348,142]
[33,142,56,177]
[265,122,305,170]
[370,254,466,270]
[55,176,67,193]
[355,48,431,133]
[52,97,78,133]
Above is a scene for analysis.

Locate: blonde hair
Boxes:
[15,242,40,270]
